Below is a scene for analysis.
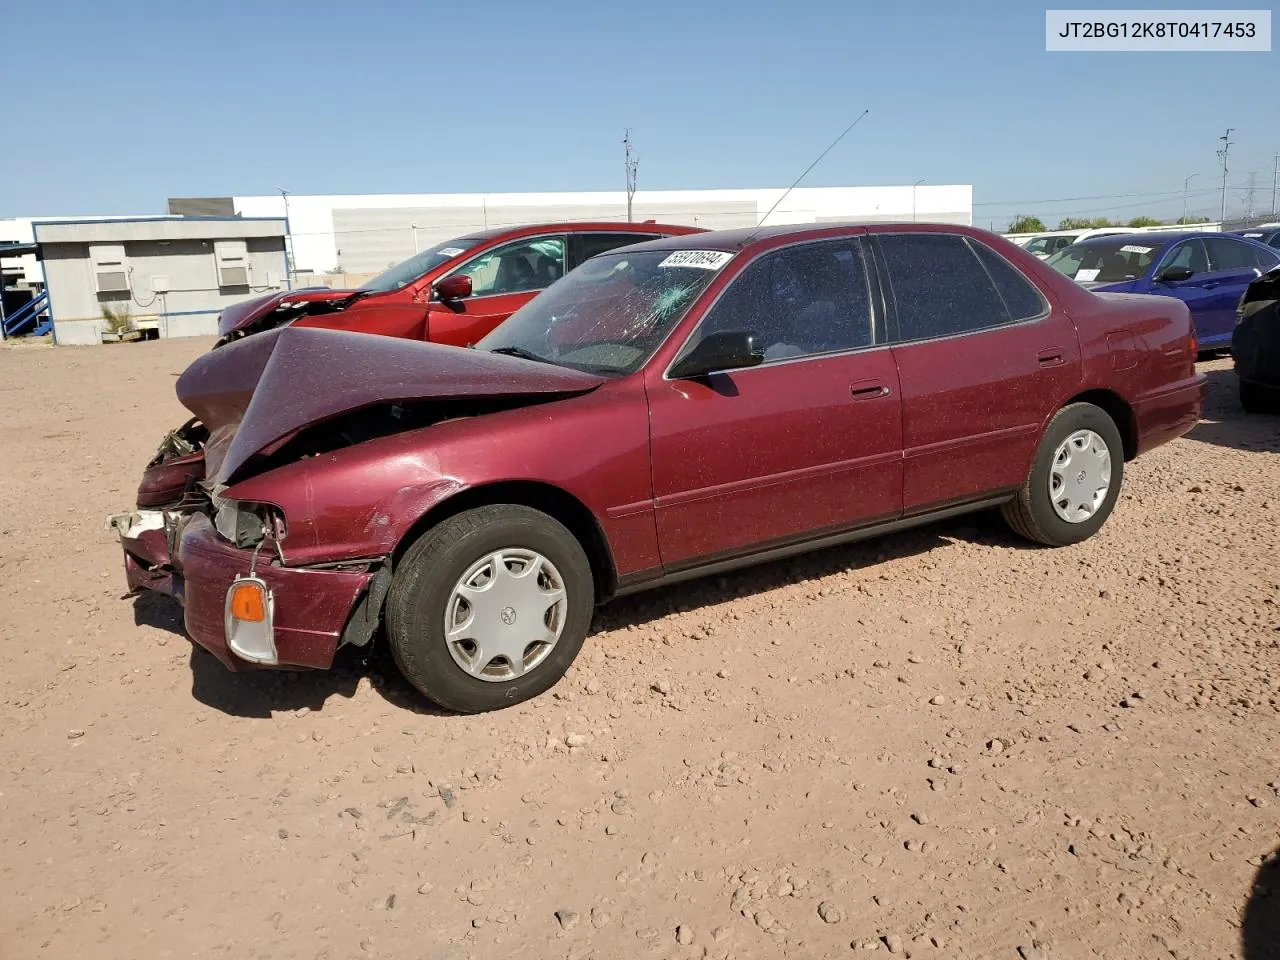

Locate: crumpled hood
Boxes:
[217,287,358,336]
[175,327,605,484]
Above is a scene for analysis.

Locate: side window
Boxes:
[1206,237,1262,272]
[1267,232,1280,250]
[1252,244,1280,269]
[1163,239,1210,273]
[697,240,873,362]
[879,233,1011,342]
[578,233,659,262]
[968,240,1048,321]
[455,236,566,295]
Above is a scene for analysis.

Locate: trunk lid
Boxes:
[175,326,606,484]
[217,287,358,336]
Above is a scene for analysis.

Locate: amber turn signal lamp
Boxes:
[229,581,267,622]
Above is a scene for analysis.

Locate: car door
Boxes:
[1144,238,1219,338]
[646,237,904,569]
[426,235,567,346]
[873,231,1081,512]
[1194,236,1277,347]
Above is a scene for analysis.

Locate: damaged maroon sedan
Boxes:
[111,223,1205,713]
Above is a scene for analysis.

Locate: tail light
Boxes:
[1189,326,1197,357]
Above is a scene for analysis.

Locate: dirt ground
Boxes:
[0,337,1276,960]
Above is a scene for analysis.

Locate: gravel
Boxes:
[1,344,1275,960]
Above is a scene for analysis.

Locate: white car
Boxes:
[1019,228,1134,260]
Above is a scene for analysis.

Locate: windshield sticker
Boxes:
[658,250,733,270]
[437,247,466,258]
[1075,268,1101,282]
[1119,245,1153,254]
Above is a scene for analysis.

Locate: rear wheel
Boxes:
[1002,403,1124,547]
[1240,379,1280,414]
[386,505,594,713]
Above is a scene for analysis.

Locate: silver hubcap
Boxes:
[443,549,567,682]
[1049,429,1112,523]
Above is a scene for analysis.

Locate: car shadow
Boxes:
[1243,848,1280,960]
[1186,366,1280,454]
[154,510,1023,719]
[132,588,445,719]
[590,509,1030,634]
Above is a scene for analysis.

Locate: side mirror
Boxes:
[669,330,764,379]
[1157,265,1194,283]
[434,274,473,301]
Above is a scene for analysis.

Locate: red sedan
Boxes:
[215,221,703,347]
[112,223,1205,713]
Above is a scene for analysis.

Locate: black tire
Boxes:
[1002,403,1125,547]
[386,505,594,713]
[1240,379,1280,414]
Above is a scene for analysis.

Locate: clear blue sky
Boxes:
[5,0,1277,229]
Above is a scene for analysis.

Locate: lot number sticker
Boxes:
[1076,268,1101,282]
[1119,245,1153,254]
[658,250,734,270]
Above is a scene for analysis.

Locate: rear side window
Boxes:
[1206,236,1265,271]
[1252,244,1280,269]
[879,233,1013,342]
[968,240,1048,321]
[577,232,659,262]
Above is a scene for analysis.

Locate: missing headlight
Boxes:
[213,499,283,548]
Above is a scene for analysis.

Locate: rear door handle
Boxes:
[850,380,891,399]
[1037,349,1064,366]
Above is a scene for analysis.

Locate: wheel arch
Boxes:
[391,480,619,602]
[1063,388,1138,460]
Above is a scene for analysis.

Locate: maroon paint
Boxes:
[218,222,703,345]
[177,326,605,484]
[121,222,1205,673]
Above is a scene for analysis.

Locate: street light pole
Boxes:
[912,179,925,221]
[1182,173,1198,223]
[410,223,421,254]
[278,187,294,290]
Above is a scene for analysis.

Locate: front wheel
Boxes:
[386,505,595,713]
[1002,403,1125,547]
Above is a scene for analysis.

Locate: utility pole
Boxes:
[1182,173,1198,223]
[623,128,638,223]
[279,188,294,290]
[1272,153,1278,217]
[1244,172,1257,220]
[1216,129,1233,223]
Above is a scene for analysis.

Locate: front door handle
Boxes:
[1037,349,1064,366]
[850,380,891,399]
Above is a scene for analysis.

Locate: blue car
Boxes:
[1045,231,1280,350]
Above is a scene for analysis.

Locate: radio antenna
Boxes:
[751,109,870,236]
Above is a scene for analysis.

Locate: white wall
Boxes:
[235,186,974,274]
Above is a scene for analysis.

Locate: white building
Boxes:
[170,185,974,277]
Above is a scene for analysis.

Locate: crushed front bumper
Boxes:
[113,510,374,671]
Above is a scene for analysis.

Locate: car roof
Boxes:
[607,221,996,257]
[455,221,702,243]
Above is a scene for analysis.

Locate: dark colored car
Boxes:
[110,223,1205,713]
[1230,224,1280,250]
[215,221,703,348]
[1044,231,1280,351]
[1232,264,1280,412]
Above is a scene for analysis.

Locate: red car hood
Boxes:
[217,287,358,336]
[176,327,605,485]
